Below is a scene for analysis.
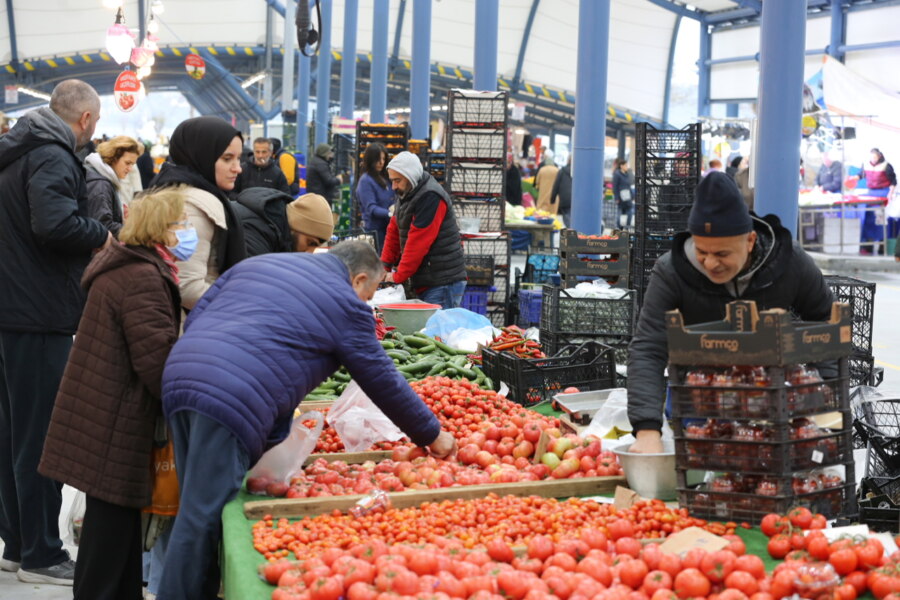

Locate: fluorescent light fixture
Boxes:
[18,87,51,101]
[241,71,268,89]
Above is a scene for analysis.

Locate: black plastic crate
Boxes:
[858,491,900,533]
[853,395,900,439]
[481,341,616,406]
[630,234,674,308]
[447,89,509,128]
[465,255,494,286]
[447,163,505,198]
[453,199,505,233]
[825,276,875,356]
[486,303,508,328]
[850,354,881,389]
[559,254,629,277]
[679,479,855,524]
[637,123,702,155]
[518,289,542,327]
[669,364,849,422]
[635,184,695,235]
[675,424,853,474]
[559,230,629,254]
[462,234,511,270]
[559,272,628,289]
[447,129,506,162]
[540,285,636,337]
[488,271,510,306]
[540,330,630,364]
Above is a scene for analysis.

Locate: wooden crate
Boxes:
[244,475,626,519]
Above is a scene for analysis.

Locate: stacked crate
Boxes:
[461,233,511,328]
[631,123,701,310]
[825,276,878,389]
[669,300,856,523]
[355,122,410,168]
[428,150,446,185]
[446,89,509,235]
[558,230,629,289]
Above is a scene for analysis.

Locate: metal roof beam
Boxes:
[643,0,703,21]
[731,0,762,12]
[263,0,286,18]
[198,48,281,120]
[389,0,407,75]
[6,0,18,71]
[511,0,540,91]
[705,7,758,24]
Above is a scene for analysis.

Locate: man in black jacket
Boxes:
[233,189,334,257]
[550,155,573,226]
[627,172,833,453]
[235,137,292,195]
[0,79,110,585]
[306,143,342,207]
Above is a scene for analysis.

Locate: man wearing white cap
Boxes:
[381,151,467,308]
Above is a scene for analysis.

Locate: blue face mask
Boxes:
[169,227,198,261]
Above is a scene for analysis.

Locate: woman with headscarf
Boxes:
[149,117,247,309]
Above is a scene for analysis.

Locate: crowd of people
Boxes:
[0,79,460,600]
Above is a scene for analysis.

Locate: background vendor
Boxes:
[626,172,834,454]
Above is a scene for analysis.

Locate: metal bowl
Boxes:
[612,440,677,501]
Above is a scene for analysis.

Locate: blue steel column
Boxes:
[316,0,334,146]
[282,0,296,118]
[754,0,807,236]
[340,0,359,118]
[297,51,312,154]
[830,0,845,61]
[409,0,432,139]
[474,0,498,91]
[697,21,711,117]
[370,0,390,122]
[571,0,610,235]
[726,103,738,118]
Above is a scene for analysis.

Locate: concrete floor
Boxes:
[0,257,899,599]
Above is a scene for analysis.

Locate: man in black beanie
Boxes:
[626,172,834,453]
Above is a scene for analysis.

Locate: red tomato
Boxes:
[608,519,635,541]
[835,583,859,600]
[788,507,813,529]
[309,576,344,600]
[717,590,749,600]
[760,514,786,538]
[486,539,514,563]
[641,570,673,595]
[619,559,650,590]
[831,548,860,576]
[347,582,378,600]
[563,387,580,394]
[700,550,736,583]
[528,535,555,561]
[845,571,868,595]
[724,571,759,597]
[734,554,766,580]
[497,571,529,600]
[650,589,678,600]
[577,557,612,587]
[616,537,643,559]
[673,568,711,599]
[641,544,663,571]
[767,534,792,560]
[658,553,683,578]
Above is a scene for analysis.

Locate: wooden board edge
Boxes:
[303,450,393,465]
[244,475,627,520]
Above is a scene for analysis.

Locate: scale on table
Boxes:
[551,389,621,425]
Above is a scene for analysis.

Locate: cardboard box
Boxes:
[666,300,852,366]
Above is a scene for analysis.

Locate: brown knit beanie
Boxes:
[286,194,334,241]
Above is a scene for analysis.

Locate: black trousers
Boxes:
[74,495,143,600]
[0,330,71,569]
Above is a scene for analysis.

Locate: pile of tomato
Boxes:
[758,508,900,599]
[256,496,752,600]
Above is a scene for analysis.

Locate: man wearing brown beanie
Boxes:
[626,172,834,453]
[234,189,334,257]
[287,193,335,252]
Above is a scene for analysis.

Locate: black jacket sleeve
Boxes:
[550,170,562,207]
[27,153,107,252]
[85,177,122,238]
[274,169,292,196]
[626,254,680,433]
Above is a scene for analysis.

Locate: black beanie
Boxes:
[688,171,753,237]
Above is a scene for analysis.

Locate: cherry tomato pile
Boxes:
[760,508,900,599]
[252,495,739,562]
[301,410,404,454]
[469,326,546,364]
[255,497,754,600]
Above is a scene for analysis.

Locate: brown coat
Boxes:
[534,164,560,214]
[39,243,181,508]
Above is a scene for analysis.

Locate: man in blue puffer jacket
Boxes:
[157,241,454,600]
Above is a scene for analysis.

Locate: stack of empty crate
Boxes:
[825,276,879,390]
[558,229,629,289]
[630,123,701,310]
[447,89,511,327]
[354,123,410,228]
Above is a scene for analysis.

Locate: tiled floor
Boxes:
[0,485,79,599]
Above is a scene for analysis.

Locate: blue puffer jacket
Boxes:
[161,252,441,463]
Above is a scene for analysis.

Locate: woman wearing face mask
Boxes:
[149,117,247,310]
[38,188,187,600]
[84,135,141,238]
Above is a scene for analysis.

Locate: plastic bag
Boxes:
[424,307,494,341]
[582,388,631,440]
[247,411,324,487]
[327,382,405,452]
[370,284,406,307]
[63,488,86,546]
[446,325,496,353]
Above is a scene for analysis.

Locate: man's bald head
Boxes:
[50,80,101,151]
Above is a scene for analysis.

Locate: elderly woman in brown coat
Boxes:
[39,187,189,600]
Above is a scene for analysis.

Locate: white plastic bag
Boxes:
[63,489,86,546]
[582,388,631,439]
[369,284,406,307]
[247,411,325,485]
[446,325,496,353]
[327,382,405,452]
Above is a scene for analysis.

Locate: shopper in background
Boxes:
[382,151,467,309]
[725,155,742,181]
[735,156,755,211]
[157,241,456,600]
[234,137,291,195]
[612,157,635,229]
[703,159,723,177]
[815,150,843,194]
[627,172,833,454]
[505,152,523,207]
[234,190,334,257]
[84,135,141,238]
[356,143,394,252]
[550,154,573,227]
[860,149,896,253]
[533,149,559,213]
[0,78,110,586]
[149,116,247,310]
[306,143,342,209]
[39,189,186,600]
[137,140,156,189]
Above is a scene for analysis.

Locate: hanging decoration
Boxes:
[114,70,141,112]
[105,8,136,65]
[185,54,206,80]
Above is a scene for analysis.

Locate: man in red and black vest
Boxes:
[381,151,467,308]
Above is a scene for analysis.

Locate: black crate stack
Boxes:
[462,233,511,328]
[558,229,629,290]
[427,150,446,184]
[355,122,410,170]
[825,276,877,388]
[631,123,702,310]
[669,301,856,524]
[446,89,508,234]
